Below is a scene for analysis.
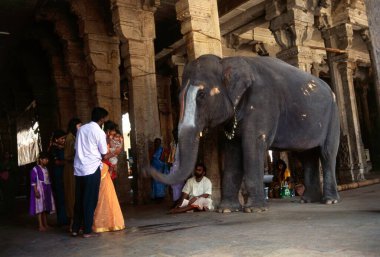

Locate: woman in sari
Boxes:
[63,118,82,230]
[93,121,125,233]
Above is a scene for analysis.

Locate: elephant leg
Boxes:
[299,149,322,203]
[219,138,243,213]
[242,135,267,212]
[320,145,340,204]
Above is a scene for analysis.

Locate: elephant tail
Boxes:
[322,97,340,156]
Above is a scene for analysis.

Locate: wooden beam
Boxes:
[308,45,348,54]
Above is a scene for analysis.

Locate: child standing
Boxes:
[29,152,55,231]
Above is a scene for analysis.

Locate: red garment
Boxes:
[103,160,117,180]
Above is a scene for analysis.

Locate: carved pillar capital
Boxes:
[226,33,254,50]
[330,23,353,50]
[360,28,370,44]
[266,0,316,70]
[265,0,286,21]
[336,59,356,75]
[175,0,222,60]
[169,54,186,87]
[111,0,156,42]
[311,60,329,77]
[141,0,160,11]
[267,1,314,50]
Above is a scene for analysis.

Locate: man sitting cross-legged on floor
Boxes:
[169,163,213,214]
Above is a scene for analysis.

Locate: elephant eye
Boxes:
[197,90,206,100]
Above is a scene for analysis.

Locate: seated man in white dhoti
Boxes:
[169,163,213,214]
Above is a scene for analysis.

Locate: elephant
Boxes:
[151,54,340,213]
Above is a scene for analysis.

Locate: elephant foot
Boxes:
[300,198,311,204]
[243,207,268,213]
[324,199,339,205]
[301,192,322,203]
[217,208,232,213]
[218,200,241,213]
[217,207,240,213]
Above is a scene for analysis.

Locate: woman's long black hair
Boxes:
[67,118,82,136]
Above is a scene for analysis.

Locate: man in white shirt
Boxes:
[169,163,213,214]
[71,107,109,238]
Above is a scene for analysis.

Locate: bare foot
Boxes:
[39,227,47,232]
[167,208,177,214]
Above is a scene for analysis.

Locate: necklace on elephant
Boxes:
[224,108,238,140]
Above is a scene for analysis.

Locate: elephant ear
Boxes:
[221,57,254,108]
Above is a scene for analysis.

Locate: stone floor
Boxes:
[1,182,380,257]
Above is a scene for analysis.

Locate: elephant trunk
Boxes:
[150,125,200,185]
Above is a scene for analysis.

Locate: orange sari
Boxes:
[93,163,125,232]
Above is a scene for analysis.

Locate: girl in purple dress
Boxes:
[29,152,55,231]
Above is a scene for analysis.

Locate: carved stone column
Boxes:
[156,75,173,147]
[337,60,366,181]
[70,0,122,123]
[170,54,186,125]
[37,35,72,129]
[362,0,380,168]
[38,6,93,122]
[111,0,160,204]
[365,0,380,119]
[266,0,315,71]
[171,55,186,87]
[176,0,222,59]
[323,22,367,182]
[175,0,223,205]
[356,81,372,145]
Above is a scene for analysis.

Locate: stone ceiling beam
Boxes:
[220,1,266,36]
[155,0,265,62]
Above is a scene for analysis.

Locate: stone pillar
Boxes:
[63,41,93,122]
[111,0,161,204]
[156,75,173,148]
[266,0,315,71]
[176,0,222,59]
[336,60,366,180]
[170,55,186,126]
[171,55,186,87]
[361,2,380,168]
[356,81,372,146]
[38,36,72,129]
[47,54,73,129]
[364,0,380,119]
[322,23,367,182]
[70,0,122,124]
[176,0,223,205]
[38,6,93,122]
